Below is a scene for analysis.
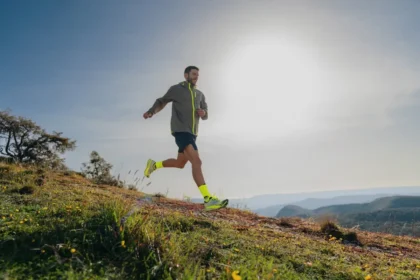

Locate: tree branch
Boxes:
[19,130,29,147]
[12,129,22,159]
[5,131,14,157]
[22,135,46,157]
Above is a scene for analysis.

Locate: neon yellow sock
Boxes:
[198,184,211,200]
[155,161,163,169]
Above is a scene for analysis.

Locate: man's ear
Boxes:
[184,73,188,80]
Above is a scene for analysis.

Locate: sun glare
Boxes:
[220,37,326,139]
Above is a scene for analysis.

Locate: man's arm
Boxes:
[146,86,176,116]
[200,93,208,120]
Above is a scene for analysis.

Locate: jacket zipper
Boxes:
[188,83,196,135]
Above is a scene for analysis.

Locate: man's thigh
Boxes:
[174,132,198,153]
[176,152,188,165]
[183,144,201,163]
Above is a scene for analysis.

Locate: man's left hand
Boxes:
[197,109,206,117]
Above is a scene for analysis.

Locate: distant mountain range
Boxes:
[217,186,420,209]
[276,195,420,217]
[253,193,390,217]
[276,196,420,236]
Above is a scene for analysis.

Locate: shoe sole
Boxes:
[204,199,229,211]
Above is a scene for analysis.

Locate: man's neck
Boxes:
[186,80,196,87]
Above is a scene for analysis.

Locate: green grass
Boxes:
[1,163,420,279]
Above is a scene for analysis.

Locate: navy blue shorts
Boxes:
[172,132,198,153]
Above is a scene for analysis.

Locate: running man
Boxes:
[143,66,228,211]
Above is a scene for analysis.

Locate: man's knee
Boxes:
[190,157,202,167]
[176,153,187,169]
[177,160,187,169]
[184,144,201,165]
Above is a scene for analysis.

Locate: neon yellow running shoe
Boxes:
[144,159,156,178]
[204,196,229,211]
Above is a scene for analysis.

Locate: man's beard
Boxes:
[187,76,196,85]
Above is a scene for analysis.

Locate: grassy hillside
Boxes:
[1,163,420,279]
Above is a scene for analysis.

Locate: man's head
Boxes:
[184,66,199,85]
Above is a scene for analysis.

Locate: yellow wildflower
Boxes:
[272,269,278,273]
[42,207,48,210]
[15,209,19,212]
[19,220,24,224]
[232,270,241,280]
[234,248,240,252]
[70,248,76,253]
[389,267,395,273]
[365,275,372,280]
[121,240,126,248]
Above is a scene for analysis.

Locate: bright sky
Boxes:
[1,0,420,200]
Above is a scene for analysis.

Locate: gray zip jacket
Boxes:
[147,81,208,136]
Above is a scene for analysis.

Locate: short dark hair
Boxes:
[184,66,199,74]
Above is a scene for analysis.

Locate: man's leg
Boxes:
[159,153,188,169]
[144,153,188,178]
[183,144,228,210]
[183,144,205,187]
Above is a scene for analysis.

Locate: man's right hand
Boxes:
[143,112,153,119]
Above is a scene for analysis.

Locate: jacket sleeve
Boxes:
[147,86,176,115]
[200,93,208,120]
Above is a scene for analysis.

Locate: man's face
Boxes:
[185,69,199,85]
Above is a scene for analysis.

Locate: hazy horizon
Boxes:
[209,185,420,203]
[1,0,420,200]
